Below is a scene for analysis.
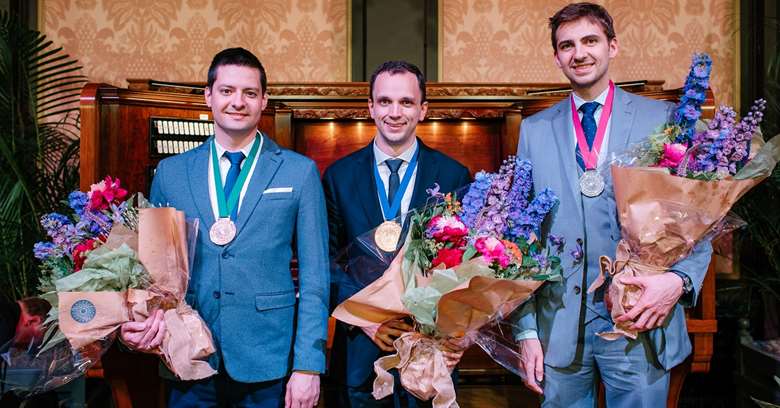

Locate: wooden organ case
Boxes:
[80,80,717,407]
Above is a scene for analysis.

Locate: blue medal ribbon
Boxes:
[373,146,419,220]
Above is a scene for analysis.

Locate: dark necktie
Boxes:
[223,151,245,220]
[385,159,404,214]
[576,101,600,171]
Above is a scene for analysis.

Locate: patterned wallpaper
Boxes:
[41,0,347,86]
[441,0,737,105]
[41,0,736,105]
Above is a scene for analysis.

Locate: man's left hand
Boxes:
[614,273,685,332]
[285,371,320,408]
[439,336,473,370]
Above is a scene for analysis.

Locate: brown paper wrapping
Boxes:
[589,165,765,339]
[332,251,542,407]
[58,208,216,380]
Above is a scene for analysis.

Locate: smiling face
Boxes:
[368,71,428,155]
[553,17,618,98]
[204,64,268,145]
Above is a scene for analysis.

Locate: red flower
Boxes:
[657,143,688,169]
[88,176,128,211]
[431,247,464,269]
[72,239,99,271]
[426,215,468,244]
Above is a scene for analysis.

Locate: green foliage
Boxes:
[0,12,85,300]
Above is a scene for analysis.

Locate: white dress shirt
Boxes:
[207,132,264,221]
[571,86,613,168]
[373,139,418,220]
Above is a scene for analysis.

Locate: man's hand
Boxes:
[438,336,473,370]
[519,338,544,395]
[285,371,320,408]
[372,319,413,352]
[119,309,166,352]
[614,273,685,332]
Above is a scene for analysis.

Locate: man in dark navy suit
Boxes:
[323,60,471,407]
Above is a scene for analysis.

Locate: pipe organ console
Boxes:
[80,79,715,407]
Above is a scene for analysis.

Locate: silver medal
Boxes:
[579,170,605,197]
[210,218,237,245]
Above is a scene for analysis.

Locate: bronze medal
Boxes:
[374,221,402,252]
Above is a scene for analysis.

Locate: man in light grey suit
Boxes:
[515,3,712,406]
[120,48,329,408]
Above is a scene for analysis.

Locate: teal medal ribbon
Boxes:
[373,146,419,220]
[211,135,261,219]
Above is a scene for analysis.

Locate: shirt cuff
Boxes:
[515,329,538,341]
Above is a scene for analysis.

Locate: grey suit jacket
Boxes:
[515,87,712,370]
[150,136,330,382]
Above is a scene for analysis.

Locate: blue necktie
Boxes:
[576,101,600,171]
[223,151,245,220]
[385,159,404,216]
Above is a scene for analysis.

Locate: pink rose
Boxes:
[431,247,465,269]
[426,214,468,244]
[657,143,688,168]
[474,236,510,268]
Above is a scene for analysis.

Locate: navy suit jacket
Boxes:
[515,87,712,371]
[150,136,330,383]
[322,138,471,386]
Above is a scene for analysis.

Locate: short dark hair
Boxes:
[20,297,51,319]
[549,2,616,51]
[369,60,427,103]
[206,47,267,93]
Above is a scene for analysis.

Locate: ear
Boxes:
[204,86,212,108]
[368,98,376,118]
[419,101,428,121]
[608,37,619,59]
[260,92,269,112]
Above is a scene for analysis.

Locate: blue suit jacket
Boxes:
[515,87,712,370]
[150,136,330,383]
[322,139,471,387]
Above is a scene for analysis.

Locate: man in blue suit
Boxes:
[323,61,471,407]
[514,3,712,406]
[120,48,329,408]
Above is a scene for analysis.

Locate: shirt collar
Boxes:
[572,85,610,111]
[373,138,418,165]
[214,131,262,159]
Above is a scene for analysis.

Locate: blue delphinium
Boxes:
[459,171,494,229]
[68,191,89,217]
[507,188,558,240]
[507,158,533,215]
[33,242,61,261]
[474,157,516,236]
[673,53,712,144]
[549,234,566,253]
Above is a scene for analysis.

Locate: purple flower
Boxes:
[674,53,712,144]
[533,254,549,269]
[33,242,61,261]
[549,234,565,253]
[683,104,702,121]
[570,238,584,266]
[474,157,516,236]
[40,213,71,238]
[425,183,443,200]
[507,188,558,240]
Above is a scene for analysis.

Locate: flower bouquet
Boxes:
[332,157,568,407]
[589,53,780,339]
[1,176,215,396]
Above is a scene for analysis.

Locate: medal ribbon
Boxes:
[373,146,419,220]
[571,81,615,170]
[211,135,261,219]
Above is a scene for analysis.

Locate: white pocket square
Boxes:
[263,187,293,194]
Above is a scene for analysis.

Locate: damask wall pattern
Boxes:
[41,0,348,86]
[441,0,737,105]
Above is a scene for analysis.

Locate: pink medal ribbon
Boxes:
[570,81,615,170]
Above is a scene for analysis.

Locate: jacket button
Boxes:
[221,252,231,259]
[574,286,581,295]
[213,291,221,299]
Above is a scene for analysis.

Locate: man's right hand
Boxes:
[371,319,413,352]
[119,309,166,352]
[519,338,544,395]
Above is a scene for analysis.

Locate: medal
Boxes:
[579,170,605,197]
[210,217,237,245]
[571,82,615,197]
[374,221,402,252]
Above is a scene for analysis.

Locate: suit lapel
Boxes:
[234,136,283,237]
[551,100,584,225]
[409,140,439,210]
[187,138,216,228]
[607,88,637,156]
[354,144,385,226]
